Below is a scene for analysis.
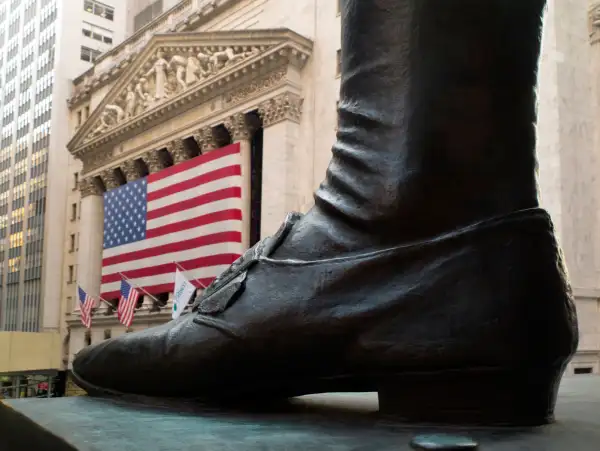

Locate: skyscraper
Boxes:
[0,0,126,339]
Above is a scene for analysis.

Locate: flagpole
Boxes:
[173,261,208,290]
[118,272,161,305]
[96,294,114,309]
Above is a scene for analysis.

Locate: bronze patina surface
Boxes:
[71,0,578,426]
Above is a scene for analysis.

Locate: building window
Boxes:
[71,203,77,221]
[73,172,79,190]
[68,265,74,283]
[336,49,341,77]
[80,46,102,63]
[574,367,593,375]
[84,330,92,346]
[84,105,90,119]
[134,0,163,32]
[82,21,113,44]
[69,234,75,252]
[103,329,111,340]
[84,0,114,21]
[77,110,82,127]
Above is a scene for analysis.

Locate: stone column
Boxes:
[224,113,254,249]
[258,93,304,237]
[75,178,104,313]
[193,127,216,154]
[142,149,165,174]
[167,139,189,165]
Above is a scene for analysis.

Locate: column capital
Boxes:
[192,127,216,153]
[224,113,254,141]
[590,3,600,43]
[167,139,189,165]
[258,93,303,127]
[79,178,102,198]
[142,149,165,174]
[121,160,143,182]
[100,169,120,190]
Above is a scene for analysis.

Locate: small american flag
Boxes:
[100,143,244,299]
[118,279,140,328]
[77,286,95,329]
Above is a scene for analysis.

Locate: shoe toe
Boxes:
[72,316,194,396]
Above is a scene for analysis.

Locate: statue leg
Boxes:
[71,0,578,426]
[176,67,187,91]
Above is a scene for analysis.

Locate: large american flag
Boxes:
[100,143,244,299]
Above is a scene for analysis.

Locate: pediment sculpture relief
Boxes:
[85,45,263,142]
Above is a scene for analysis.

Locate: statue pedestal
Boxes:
[2,376,599,450]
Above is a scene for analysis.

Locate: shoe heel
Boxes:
[377,366,564,426]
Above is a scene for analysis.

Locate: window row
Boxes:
[84,0,114,21]
[82,21,113,44]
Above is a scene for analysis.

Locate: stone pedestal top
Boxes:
[2,376,600,450]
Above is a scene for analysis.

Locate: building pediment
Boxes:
[67,29,312,157]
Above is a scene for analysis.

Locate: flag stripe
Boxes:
[147,175,242,211]
[102,219,242,259]
[147,194,241,231]
[147,186,241,221]
[149,144,241,184]
[101,143,244,301]
[103,231,241,267]
[101,253,240,284]
[148,165,241,203]
[147,209,242,239]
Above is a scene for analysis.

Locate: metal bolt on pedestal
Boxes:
[410,434,478,450]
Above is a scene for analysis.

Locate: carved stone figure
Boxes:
[88,111,113,138]
[169,55,188,91]
[244,46,260,57]
[134,77,151,114]
[124,85,137,119]
[105,104,125,123]
[146,50,170,100]
[209,47,244,71]
[185,49,201,85]
[196,49,213,74]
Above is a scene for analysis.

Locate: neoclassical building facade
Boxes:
[62,0,600,393]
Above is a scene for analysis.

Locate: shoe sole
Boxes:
[71,364,564,427]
